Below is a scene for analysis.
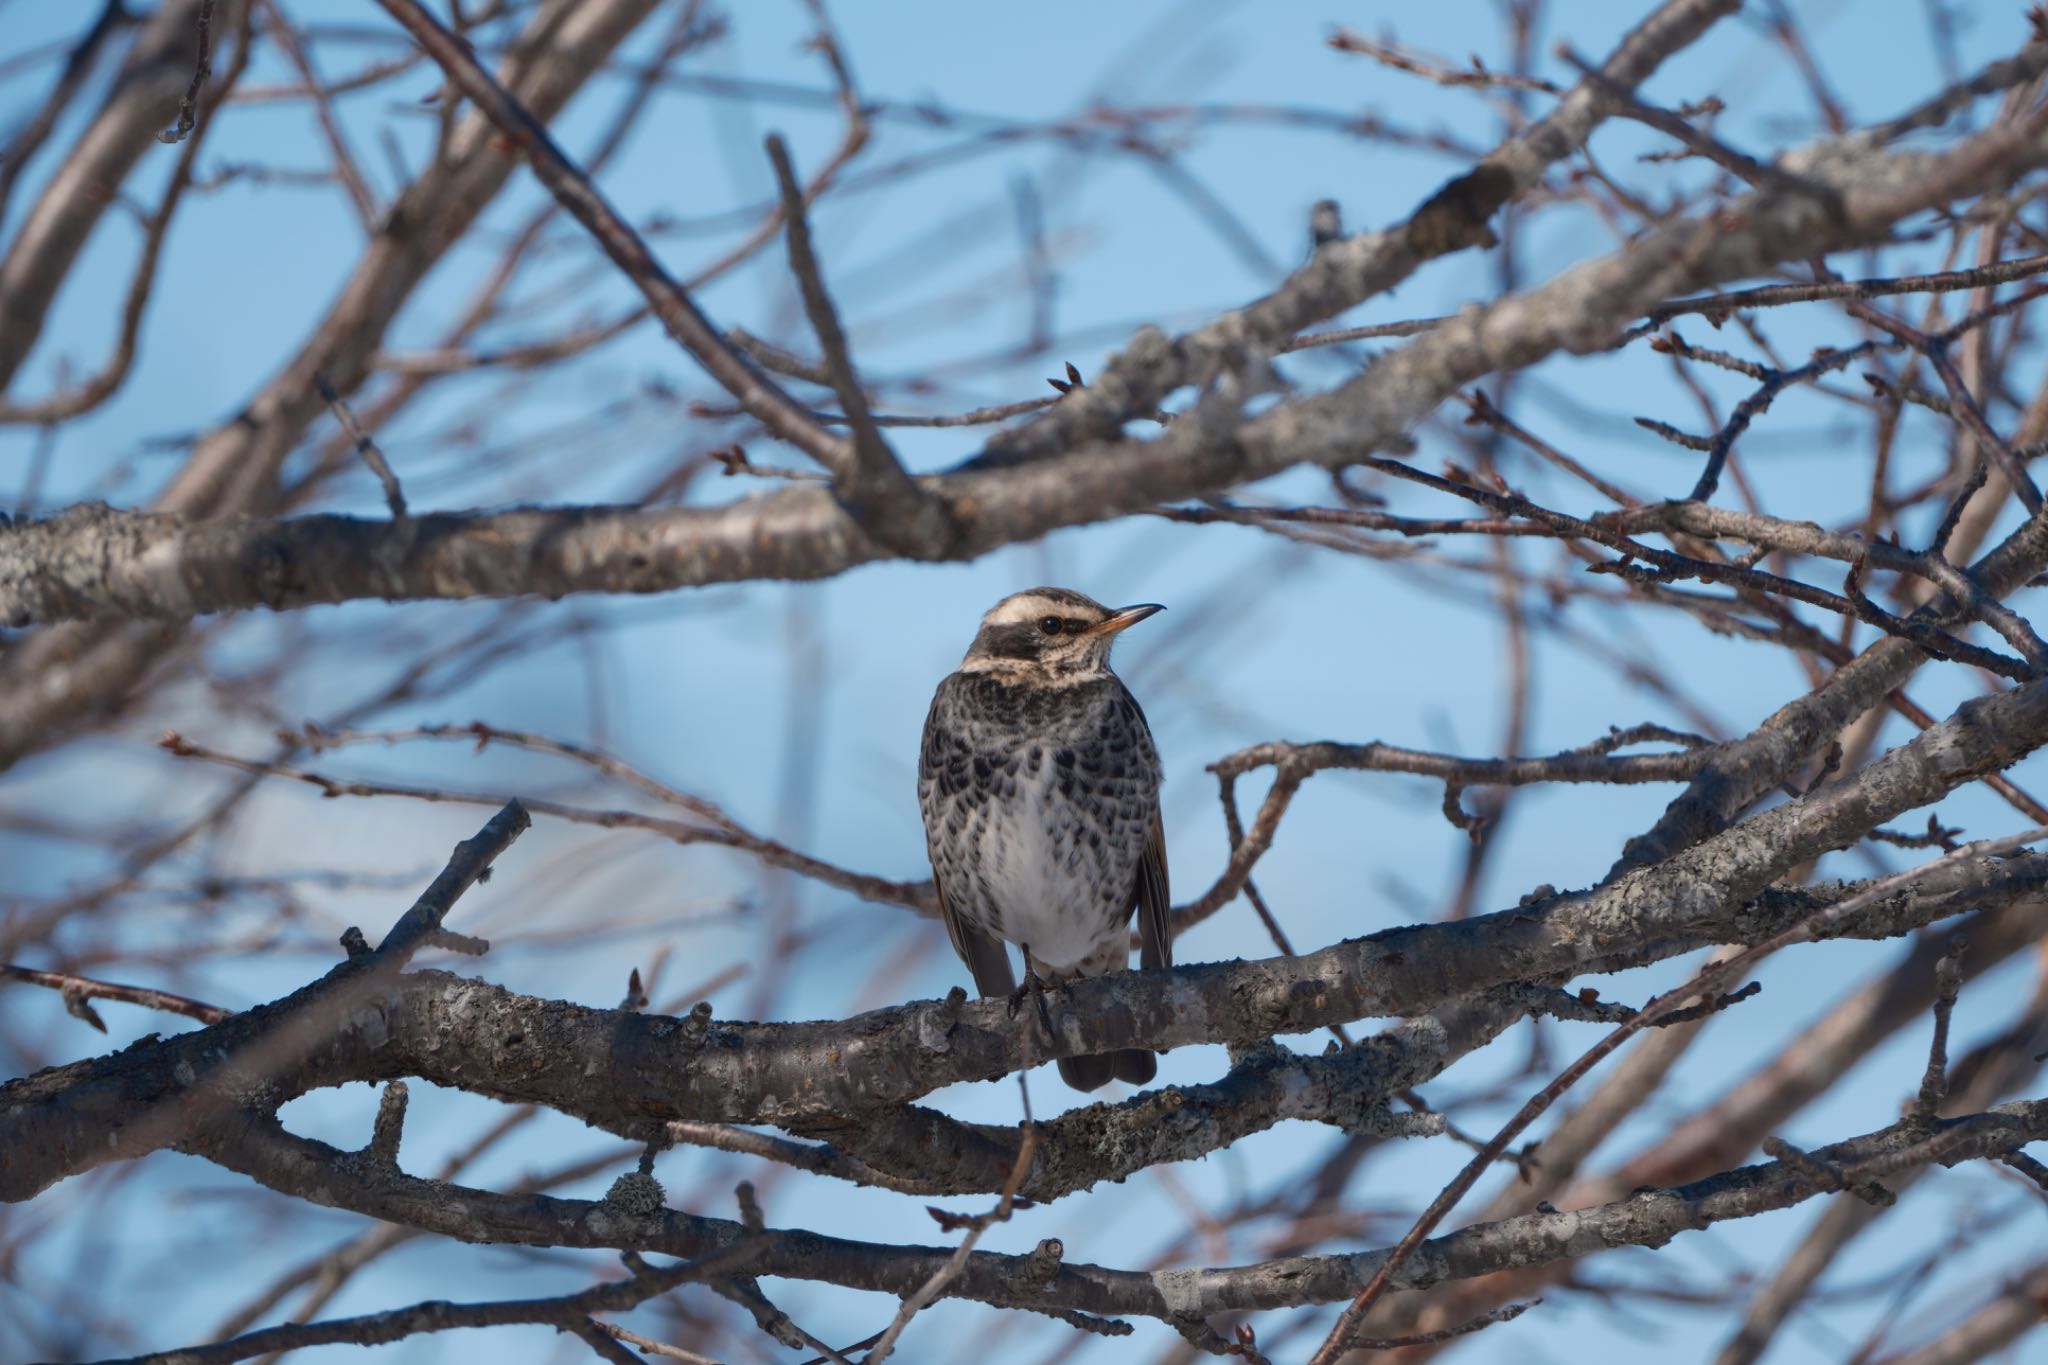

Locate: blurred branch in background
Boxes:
[5,1,2048,1362]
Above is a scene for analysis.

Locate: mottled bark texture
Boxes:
[9,26,2048,628]
[6,793,2045,1202]
[0,0,663,776]
[173,1094,2048,1327]
[9,669,2041,1315]
[11,2,2048,1356]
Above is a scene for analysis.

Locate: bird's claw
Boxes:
[1008,948,1059,1037]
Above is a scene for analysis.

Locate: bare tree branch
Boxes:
[371,0,853,476]
[12,6,2048,1359]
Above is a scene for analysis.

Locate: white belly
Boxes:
[971,771,1123,972]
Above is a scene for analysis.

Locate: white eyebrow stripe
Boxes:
[982,595,1067,627]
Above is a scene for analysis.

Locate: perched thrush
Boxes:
[917,587,1170,1091]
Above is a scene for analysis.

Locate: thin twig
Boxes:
[369,0,853,474]
[763,132,909,513]
[1912,937,1971,1123]
[0,963,231,1029]
[1635,252,2048,333]
[315,373,407,518]
[157,730,935,912]
[1308,825,2048,1362]
[157,0,216,145]
[865,1107,1041,1362]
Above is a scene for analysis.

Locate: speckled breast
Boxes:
[918,672,1161,971]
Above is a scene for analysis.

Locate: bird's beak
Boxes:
[1082,603,1165,637]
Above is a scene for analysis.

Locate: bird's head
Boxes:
[959,587,1164,682]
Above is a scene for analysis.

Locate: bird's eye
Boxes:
[1038,615,1063,635]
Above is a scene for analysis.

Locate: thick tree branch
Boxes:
[0,0,667,782]
[9,52,2048,627]
[0,0,240,392]
[19,7,2048,1361]
[149,1094,2048,1334]
[1618,502,2048,874]
[7,732,2045,1199]
[2,802,527,1201]
[974,0,1743,466]
[790,987,1568,1202]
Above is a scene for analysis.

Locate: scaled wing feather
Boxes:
[1136,808,1171,971]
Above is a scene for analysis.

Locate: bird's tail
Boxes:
[1057,1049,1155,1091]
[1031,947,1158,1092]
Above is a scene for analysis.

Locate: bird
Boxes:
[917,587,1171,1091]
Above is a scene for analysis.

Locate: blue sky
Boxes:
[5,1,2045,1361]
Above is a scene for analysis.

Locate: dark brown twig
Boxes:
[1351,1298,1541,1350]
[369,0,852,475]
[314,373,407,519]
[158,729,935,913]
[763,132,931,545]
[0,963,231,1029]
[90,1236,761,1364]
[156,0,216,144]
[1912,937,1971,1123]
[1308,826,2048,1363]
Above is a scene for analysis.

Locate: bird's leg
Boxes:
[1009,944,1059,1038]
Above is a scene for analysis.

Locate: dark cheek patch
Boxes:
[973,624,1044,659]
